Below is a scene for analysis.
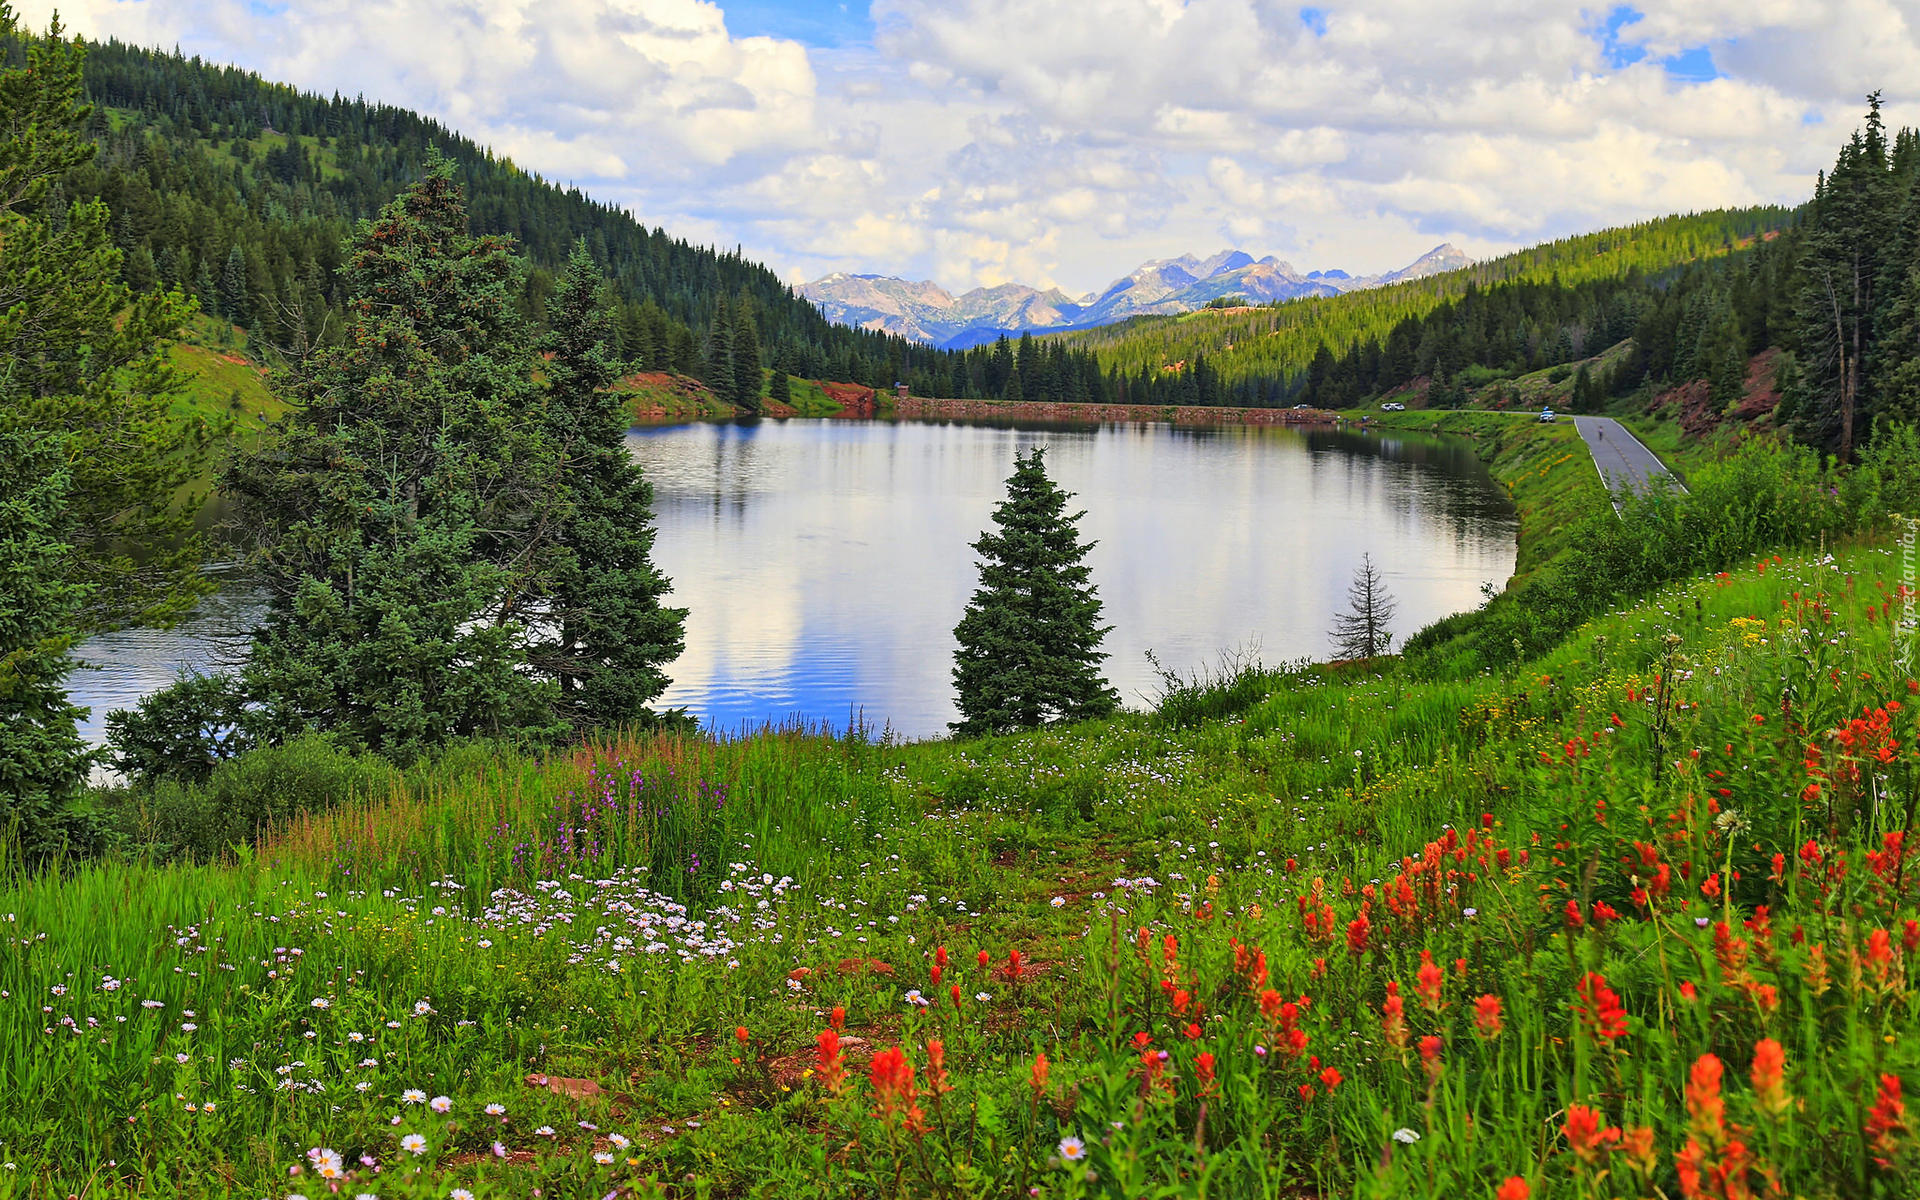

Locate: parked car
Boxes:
[1380,402,1405,411]
[1538,408,1557,423]
[1293,403,1313,410]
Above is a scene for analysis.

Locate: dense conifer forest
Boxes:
[49,37,1111,405]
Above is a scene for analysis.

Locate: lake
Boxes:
[73,417,1516,745]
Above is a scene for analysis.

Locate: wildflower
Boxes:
[1195,1052,1217,1097]
[1058,1135,1087,1162]
[1319,1066,1342,1092]
[400,1134,426,1156]
[830,1005,845,1031]
[593,1152,614,1165]
[1751,1039,1789,1119]
[1562,1105,1620,1164]
[816,1029,846,1092]
[401,1089,426,1105]
[484,1103,505,1117]
[870,1047,927,1136]
[310,998,330,1010]
[1031,1052,1050,1095]
[1574,972,1628,1041]
[1686,1054,1727,1141]
[1418,1036,1443,1083]
[535,1126,555,1137]
[1868,1073,1906,1159]
[429,1095,451,1114]
[1391,1127,1421,1144]
[1381,993,1408,1049]
[734,1026,749,1047]
[451,1190,474,1200]
[1347,913,1371,956]
[1415,955,1444,1012]
[1620,1126,1657,1176]
[1473,994,1503,1040]
[926,1040,952,1095]
[1495,1179,1529,1200]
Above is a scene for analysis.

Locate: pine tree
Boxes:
[220,243,250,326]
[531,241,687,729]
[952,448,1116,736]
[1794,94,1899,459]
[0,7,205,634]
[0,424,101,861]
[225,153,565,763]
[1328,553,1398,659]
[768,368,792,406]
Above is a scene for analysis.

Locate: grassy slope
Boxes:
[8,524,1915,1196]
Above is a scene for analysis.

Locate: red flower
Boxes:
[1867,1073,1906,1158]
[1195,1051,1217,1097]
[830,1005,846,1031]
[934,945,948,969]
[1318,1066,1342,1092]
[870,1046,925,1134]
[1574,972,1628,1041]
[1495,1178,1529,1200]
[1416,956,1445,1012]
[1473,993,1503,1040]
[1685,1054,1726,1143]
[976,949,990,969]
[1750,1038,1788,1119]
[1381,993,1408,1049]
[1563,1104,1621,1164]
[1030,1052,1049,1094]
[1347,913,1372,956]
[815,1028,845,1092]
[733,1025,750,1046]
[1564,899,1585,930]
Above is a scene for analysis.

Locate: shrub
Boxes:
[131,733,396,861]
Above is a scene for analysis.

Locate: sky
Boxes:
[22,0,1920,296]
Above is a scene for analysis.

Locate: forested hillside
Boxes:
[54,37,1108,405]
[1066,207,1791,407]
[1296,99,1920,463]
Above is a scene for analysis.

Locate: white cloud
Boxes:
[19,0,1920,296]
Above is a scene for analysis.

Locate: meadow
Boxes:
[5,526,1918,1198]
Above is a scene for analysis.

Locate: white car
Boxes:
[1538,409,1557,423]
[1380,402,1405,411]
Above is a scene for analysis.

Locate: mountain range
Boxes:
[800,244,1473,348]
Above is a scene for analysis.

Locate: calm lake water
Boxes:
[73,418,1516,744]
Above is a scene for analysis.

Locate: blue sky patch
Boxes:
[1300,7,1329,36]
[1595,5,1645,67]
[722,1,873,47]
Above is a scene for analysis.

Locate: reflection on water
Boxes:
[70,418,1517,745]
[629,418,1515,738]
[70,568,267,750]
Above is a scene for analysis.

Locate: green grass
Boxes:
[9,529,1920,1198]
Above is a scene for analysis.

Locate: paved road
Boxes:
[1570,415,1684,509]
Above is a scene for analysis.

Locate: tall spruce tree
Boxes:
[951,448,1116,736]
[0,4,201,855]
[1793,94,1899,459]
[226,153,565,762]
[1328,553,1398,660]
[531,241,687,728]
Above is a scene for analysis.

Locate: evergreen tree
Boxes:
[768,368,792,406]
[730,295,762,414]
[530,241,686,729]
[219,243,250,325]
[1328,553,1398,659]
[0,424,101,861]
[951,448,1116,736]
[0,6,205,634]
[225,153,565,763]
[1793,94,1899,459]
